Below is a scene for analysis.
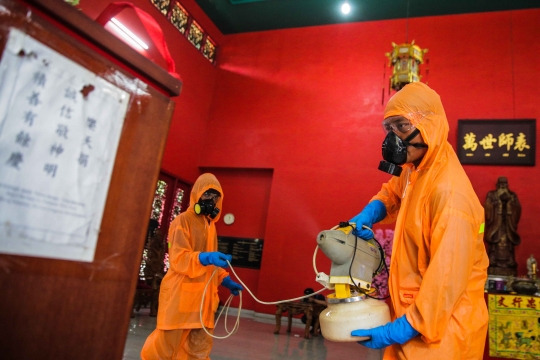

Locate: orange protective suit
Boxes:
[372,83,489,359]
[141,173,228,360]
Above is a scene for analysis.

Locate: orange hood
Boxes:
[384,82,450,172]
[188,173,224,223]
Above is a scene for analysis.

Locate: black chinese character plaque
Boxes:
[457,119,536,166]
[218,236,264,269]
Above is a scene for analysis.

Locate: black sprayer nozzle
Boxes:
[339,221,351,228]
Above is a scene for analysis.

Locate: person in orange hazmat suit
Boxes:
[141,173,243,360]
[349,82,488,360]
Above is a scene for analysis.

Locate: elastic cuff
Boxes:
[196,251,203,265]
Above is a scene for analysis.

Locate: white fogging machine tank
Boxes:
[315,224,391,342]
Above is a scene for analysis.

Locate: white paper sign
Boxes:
[0,28,130,262]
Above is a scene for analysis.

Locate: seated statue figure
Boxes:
[484,177,521,276]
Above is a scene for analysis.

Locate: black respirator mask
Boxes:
[378,128,428,177]
[194,199,220,219]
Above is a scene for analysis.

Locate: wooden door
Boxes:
[0,1,181,359]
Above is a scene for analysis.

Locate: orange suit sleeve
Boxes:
[372,174,404,224]
[217,268,229,284]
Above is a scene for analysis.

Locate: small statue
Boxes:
[484,177,521,276]
[527,254,537,280]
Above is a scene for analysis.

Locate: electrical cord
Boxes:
[200,267,241,339]
[346,222,390,300]
[314,223,389,300]
[372,236,390,277]
[200,261,326,339]
[201,222,390,338]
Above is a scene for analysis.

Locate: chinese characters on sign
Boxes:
[488,294,540,358]
[0,29,130,262]
[457,120,536,165]
[217,236,264,269]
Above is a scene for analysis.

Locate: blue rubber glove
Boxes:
[221,276,243,296]
[199,252,232,268]
[351,315,419,349]
[349,200,387,239]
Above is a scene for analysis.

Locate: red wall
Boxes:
[79,0,223,184]
[208,167,273,310]
[79,1,540,324]
[201,9,540,315]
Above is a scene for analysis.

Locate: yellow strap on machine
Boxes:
[337,224,354,235]
[335,283,351,298]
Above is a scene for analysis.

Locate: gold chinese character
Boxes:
[514,132,530,152]
[479,134,497,150]
[499,133,514,151]
[462,132,478,151]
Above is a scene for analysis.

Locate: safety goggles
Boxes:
[382,118,414,134]
[202,191,220,201]
[382,111,433,134]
